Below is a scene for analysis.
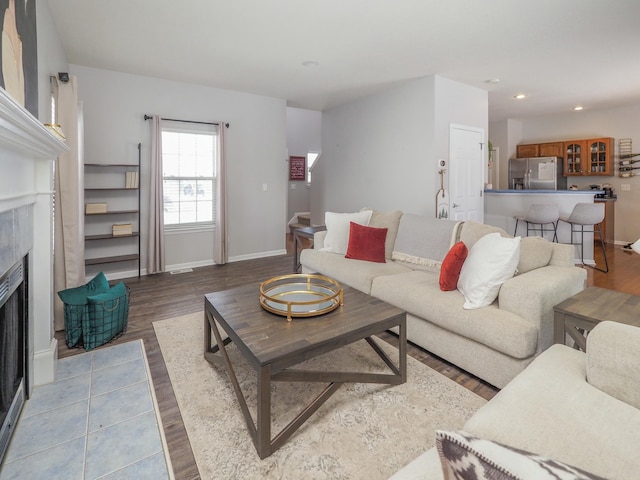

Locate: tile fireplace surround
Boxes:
[0,89,68,392]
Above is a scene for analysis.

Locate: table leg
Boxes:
[293,231,300,272]
[256,364,272,459]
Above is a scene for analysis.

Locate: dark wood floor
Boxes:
[54,240,640,480]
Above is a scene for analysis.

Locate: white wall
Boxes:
[312,75,487,224]
[433,75,489,202]
[70,65,288,275]
[491,104,640,243]
[286,107,321,227]
[37,0,69,122]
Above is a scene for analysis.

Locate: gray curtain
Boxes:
[53,76,85,331]
[147,115,165,274]
[213,123,227,264]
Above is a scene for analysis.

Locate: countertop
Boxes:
[484,189,603,194]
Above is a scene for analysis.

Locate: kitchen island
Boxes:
[484,189,600,264]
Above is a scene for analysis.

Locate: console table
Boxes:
[292,225,326,272]
[553,286,640,351]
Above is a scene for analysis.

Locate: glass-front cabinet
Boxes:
[588,138,613,175]
[563,137,613,176]
[564,141,586,175]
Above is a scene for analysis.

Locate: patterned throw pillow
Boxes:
[436,430,605,480]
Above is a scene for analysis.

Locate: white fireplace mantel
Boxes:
[0,89,68,388]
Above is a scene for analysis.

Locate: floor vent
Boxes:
[170,268,193,275]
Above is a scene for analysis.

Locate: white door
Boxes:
[449,125,485,222]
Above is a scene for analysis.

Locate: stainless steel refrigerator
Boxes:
[509,157,567,190]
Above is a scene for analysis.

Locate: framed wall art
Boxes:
[0,0,38,116]
[289,156,306,181]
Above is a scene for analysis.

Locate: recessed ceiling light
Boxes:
[573,105,584,111]
[514,94,526,100]
[486,78,500,84]
[302,60,319,68]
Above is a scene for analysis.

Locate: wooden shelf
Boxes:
[85,187,139,191]
[84,143,141,277]
[85,210,139,216]
[85,163,138,167]
[85,254,140,266]
[85,232,140,241]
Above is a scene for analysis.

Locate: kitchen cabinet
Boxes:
[517,138,613,176]
[516,144,539,158]
[564,137,613,176]
[516,142,563,158]
[564,140,587,175]
[539,142,564,157]
[84,143,141,277]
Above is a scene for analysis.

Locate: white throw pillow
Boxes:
[457,232,521,309]
[321,210,373,255]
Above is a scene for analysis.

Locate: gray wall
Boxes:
[286,107,321,227]
[71,64,288,274]
[312,75,487,224]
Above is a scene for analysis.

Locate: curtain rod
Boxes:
[144,114,229,128]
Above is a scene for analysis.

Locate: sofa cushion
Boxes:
[517,236,553,274]
[345,222,387,263]
[371,271,538,359]
[457,233,521,310]
[439,241,468,291]
[300,248,411,294]
[392,214,461,270]
[435,430,603,480]
[459,221,511,249]
[464,344,640,479]
[321,210,372,255]
[587,321,640,410]
[365,209,403,259]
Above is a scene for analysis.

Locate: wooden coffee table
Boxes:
[204,281,406,458]
[553,286,640,351]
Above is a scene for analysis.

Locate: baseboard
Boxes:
[165,259,215,272]
[229,249,287,263]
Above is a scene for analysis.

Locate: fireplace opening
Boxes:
[0,256,28,465]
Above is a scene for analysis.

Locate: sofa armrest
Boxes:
[548,242,576,267]
[587,321,640,410]
[313,230,327,249]
[498,265,587,352]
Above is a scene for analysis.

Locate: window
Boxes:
[162,122,218,230]
[306,151,320,184]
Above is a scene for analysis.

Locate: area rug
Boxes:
[153,312,486,480]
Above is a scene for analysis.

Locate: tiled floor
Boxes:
[0,340,172,480]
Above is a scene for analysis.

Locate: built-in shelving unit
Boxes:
[84,143,141,277]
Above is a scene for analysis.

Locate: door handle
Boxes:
[452,203,460,208]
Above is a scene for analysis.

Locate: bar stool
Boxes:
[513,203,559,242]
[559,203,609,273]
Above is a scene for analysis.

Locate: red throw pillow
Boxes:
[345,222,387,263]
[439,241,468,291]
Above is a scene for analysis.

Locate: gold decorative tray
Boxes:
[259,274,343,321]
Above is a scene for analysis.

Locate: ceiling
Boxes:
[47,0,640,122]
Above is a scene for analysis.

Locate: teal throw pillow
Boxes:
[57,272,110,348]
[84,282,129,351]
[57,272,110,305]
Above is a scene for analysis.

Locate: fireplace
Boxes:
[0,256,27,464]
[0,89,68,466]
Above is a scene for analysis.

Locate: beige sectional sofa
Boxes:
[300,210,587,388]
[391,321,640,479]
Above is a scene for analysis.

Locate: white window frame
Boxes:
[161,121,218,233]
[306,151,321,185]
